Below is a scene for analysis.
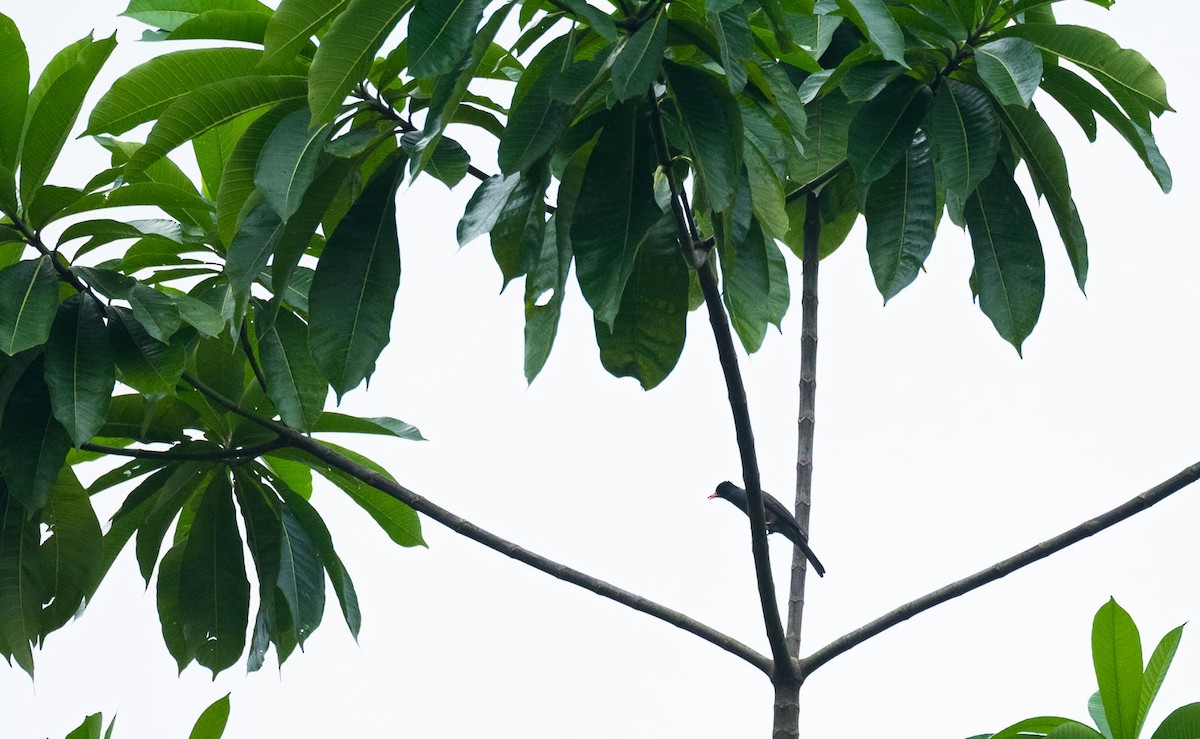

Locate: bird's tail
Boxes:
[784,529,826,578]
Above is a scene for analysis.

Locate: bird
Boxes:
[709,481,826,577]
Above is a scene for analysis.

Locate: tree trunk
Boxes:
[772,679,803,739]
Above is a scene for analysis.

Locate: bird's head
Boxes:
[709,481,739,500]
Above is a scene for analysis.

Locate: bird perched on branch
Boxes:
[709,481,826,577]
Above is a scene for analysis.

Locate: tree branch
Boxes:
[179,372,772,674]
[800,459,1200,676]
[786,193,821,659]
[80,438,286,462]
[643,88,792,679]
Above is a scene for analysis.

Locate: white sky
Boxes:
[2,1,1199,737]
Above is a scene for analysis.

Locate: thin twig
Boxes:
[643,87,792,678]
[240,328,270,393]
[800,460,1200,676]
[786,192,821,659]
[180,372,772,674]
[81,438,287,462]
[783,161,848,205]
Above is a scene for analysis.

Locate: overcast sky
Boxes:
[3,2,1199,738]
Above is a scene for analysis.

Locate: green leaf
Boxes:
[989,717,1076,739]
[309,155,405,398]
[257,308,326,432]
[836,0,909,68]
[571,99,661,327]
[524,215,571,383]
[0,492,41,675]
[122,0,272,31]
[217,105,296,245]
[44,295,115,447]
[611,10,667,101]
[1139,624,1184,736]
[1046,723,1107,739]
[307,0,412,125]
[109,306,187,395]
[847,77,932,184]
[127,75,308,177]
[487,161,549,288]
[20,34,116,207]
[457,173,520,247]
[86,49,289,137]
[928,79,1000,203]
[975,37,1043,109]
[1151,703,1200,739]
[64,713,103,739]
[665,61,742,212]
[188,694,231,739]
[1093,598,1144,739]
[134,463,212,585]
[0,257,58,355]
[37,469,101,636]
[312,412,424,440]
[179,473,250,676]
[999,24,1171,127]
[722,221,772,353]
[865,134,936,302]
[994,103,1088,291]
[0,14,29,172]
[792,92,856,188]
[0,360,72,511]
[964,164,1044,354]
[1040,65,1171,193]
[744,139,788,240]
[173,293,226,337]
[497,38,570,174]
[255,108,333,222]
[1089,691,1115,739]
[226,203,283,325]
[264,0,349,66]
[275,501,325,646]
[709,7,752,94]
[156,543,193,672]
[162,9,272,45]
[408,0,485,79]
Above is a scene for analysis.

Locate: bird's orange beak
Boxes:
[707,491,720,499]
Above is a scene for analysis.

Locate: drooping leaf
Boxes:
[847,76,931,184]
[487,161,550,288]
[975,37,1043,109]
[309,155,406,398]
[836,0,909,67]
[570,99,661,327]
[497,38,570,174]
[408,0,485,79]
[721,221,772,353]
[964,164,1045,354]
[611,10,668,101]
[927,79,1000,203]
[44,295,115,446]
[134,463,213,585]
[155,543,193,672]
[664,61,742,212]
[217,105,296,245]
[307,0,412,125]
[179,473,250,676]
[0,14,29,172]
[1151,703,1200,739]
[0,257,58,356]
[524,215,572,383]
[257,308,326,432]
[263,0,349,67]
[0,361,72,511]
[709,7,752,93]
[255,108,333,222]
[865,134,936,302]
[792,92,856,188]
[0,491,41,675]
[188,694,232,739]
[37,468,102,636]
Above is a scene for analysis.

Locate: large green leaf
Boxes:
[0,492,41,675]
[457,173,520,247]
[928,79,1000,203]
[217,105,296,245]
[865,135,936,302]
[0,14,28,172]
[847,76,931,184]
[37,469,101,636]
[497,38,570,174]
[86,48,291,137]
[257,308,326,432]
[1093,598,1144,739]
[0,257,58,356]
[127,76,309,177]
[1151,703,1200,739]
[408,0,485,79]
[20,34,116,207]
[488,162,550,288]
[225,203,284,325]
[524,215,572,383]
[44,295,115,447]
[710,7,752,94]
[964,165,1044,354]
[721,220,772,353]
[309,155,405,398]
[994,103,1089,290]
[122,0,272,31]
[156,543,193,672]
[0,361,72,511]
[570,99,661,327]
[792,92,856,188]
[109,306,187,395]
[1040,64,1171,193]
[999,24,1171,127]
[1089,691,1115,739]
[263,0,349,66]
[275,502,324,646]
[1139,625,1184,737]
[179,473,250,676]
[836,0,908,67]
[975,37,1042,109]
[188,694,231,739]
[255,109,333,222]
[307,0,413,125]
[665,61,742,212]
[611,9,668,101]
[134,463,213,585]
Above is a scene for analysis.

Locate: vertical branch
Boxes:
[645,88,792,678]
[786,193,821,657]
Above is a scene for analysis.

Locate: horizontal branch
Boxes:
[180,373,772,674]
[80,438,286,462]
[800,459,1200,676]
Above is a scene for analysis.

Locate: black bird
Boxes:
[709,481,826,577]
